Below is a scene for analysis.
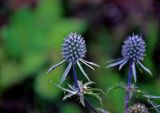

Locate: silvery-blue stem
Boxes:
[125,62,132,113]
[73,64,81,93]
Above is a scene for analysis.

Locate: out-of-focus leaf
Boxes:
[97,69,124,112]
[34,71,62,100]
[35,0,62,22]
[21,54,47,74]
[0,47,6,66]
[146,22,158,54]
[2,9,34,58]
[0,62,22,90]
[60,104,81,113]
[144,22,158,75]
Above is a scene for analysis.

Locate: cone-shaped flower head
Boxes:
[47,32,100,85]
[128,103,149,113]
[122,34,146,62]
[107,34,152,82]
[62,32,87,63]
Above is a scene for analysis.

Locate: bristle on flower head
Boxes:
[62,32,87,63]
[122,34,146,62]
[128,103,149,113]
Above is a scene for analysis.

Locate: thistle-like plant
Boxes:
[106,34,152,113]
[47,32,100,85]
[107,34,152,82]
[47,32,101,113]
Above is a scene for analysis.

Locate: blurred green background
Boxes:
[0,0,160,113]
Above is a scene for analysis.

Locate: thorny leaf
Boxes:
[144,94,160,113]
[51,80,103,106]
[50,81,76,94]
[147,99,160,113]
[63,93,75,100]
[144,95,160,99]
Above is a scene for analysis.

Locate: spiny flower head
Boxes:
[122,34,146,62]
[47,32,100,85]
[107,33,152,82]
[62,32,87,63]
[128,103,149,113]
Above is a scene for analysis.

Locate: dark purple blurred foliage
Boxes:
[0,0,36,27]
[67,0,159,36]
[0,0,10,27]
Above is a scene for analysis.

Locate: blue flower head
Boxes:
[47,32,100,85]
[62,32,87,63]
[122,34,146,62]
[107,34,152,82]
